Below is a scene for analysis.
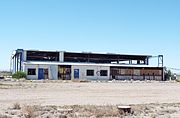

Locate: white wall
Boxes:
[25,64,38,80]
[25,64,110,80]
[71,65,110,80]
[49,65,58,80]
[23,50,27,61]
[24,64,58,80]
[59,51,64,62]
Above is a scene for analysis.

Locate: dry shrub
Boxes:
[176,78,180,82]
[70,105,120,118]
[22,105,36,118]
[92,105,120,118]
[12,102,21,110]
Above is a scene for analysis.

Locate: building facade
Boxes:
[11,49,164,81]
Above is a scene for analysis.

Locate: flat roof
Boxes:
[21,49,152,58]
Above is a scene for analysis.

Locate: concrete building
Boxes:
[11,49,164,80]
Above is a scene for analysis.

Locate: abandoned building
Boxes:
[11,49,164,80]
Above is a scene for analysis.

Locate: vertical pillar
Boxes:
[23,50,27,61]
[162,67,165,81]
[158,55,163,67]
[16,54,19,72]
[14,55,16,73]
[129,60,132,64]
[20,52,22,71]
[145,58,149,65]
[59,51,64,62]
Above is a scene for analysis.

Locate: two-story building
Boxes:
[11,49,164,80]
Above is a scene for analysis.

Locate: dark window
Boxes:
[28,69,36,75]
[100,70,108,76]
[87,70,94,76]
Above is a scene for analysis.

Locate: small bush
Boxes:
[12,71,26,79]
[176,78,180,82]
[22,105,35,118]
[12,103,21,110]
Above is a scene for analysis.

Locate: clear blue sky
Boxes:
[0,0,180,70]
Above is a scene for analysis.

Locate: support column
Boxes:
[145,58,149,65]
[59,51,64,62]
[158,55,163,67]
[16,54,19,72]
[129,60,132,64]
[20,52,22,71]
[14,55,16,73]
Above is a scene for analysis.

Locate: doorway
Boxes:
[58,65,71,80]
[38,68,49,80]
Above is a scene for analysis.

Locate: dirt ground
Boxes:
[0,80,180,117]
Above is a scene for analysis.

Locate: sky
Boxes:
[0,0,180,71]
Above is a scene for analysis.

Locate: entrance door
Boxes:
[58,65,71,80]
[44,69,49,79]
[74,69,79,79]
[38,68,44,80]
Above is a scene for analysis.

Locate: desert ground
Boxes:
[0,80,180,117]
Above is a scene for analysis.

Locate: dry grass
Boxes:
[67,105,121,118]
[12,102,21,110]
[1,103,180,118]
[175,77,180,82]
[22,105,36,118]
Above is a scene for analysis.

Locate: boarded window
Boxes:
[28,69,36,75]
[87,70,94,76]
[100,70,108,76]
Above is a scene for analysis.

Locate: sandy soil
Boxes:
[0,80,180,117]
[1,81,180,106]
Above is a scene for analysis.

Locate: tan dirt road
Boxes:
[0,81,180,108]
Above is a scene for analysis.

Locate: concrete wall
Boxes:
[23,50,27,61]
[49,65,58,80]
[24,64,163,81]
[25,64,110,80]
[59,51,64,62]
[71,65,110,80]
[24,64,58,80]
